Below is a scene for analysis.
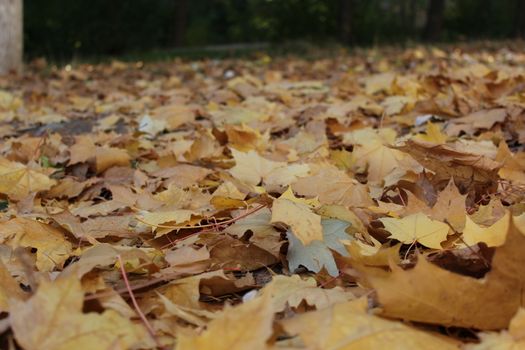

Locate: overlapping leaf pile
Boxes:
[0,45,525,349]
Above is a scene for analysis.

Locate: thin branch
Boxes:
[117,255,162,349]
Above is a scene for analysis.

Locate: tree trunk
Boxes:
[0,0,23,74]
[422,0,445,42]
[174,0,188,47]
[340,0,354,45]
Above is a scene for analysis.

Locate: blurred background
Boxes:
[21,0,525,61]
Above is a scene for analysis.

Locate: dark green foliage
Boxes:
[23,0,525,60]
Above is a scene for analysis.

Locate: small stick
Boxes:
[137,204,266,230]
[117,255,162,349]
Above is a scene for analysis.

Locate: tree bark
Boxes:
[340,0,354,45]
[422,0,445,42]
[0,0,23,74]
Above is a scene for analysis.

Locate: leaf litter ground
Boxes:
[1,44,525,349]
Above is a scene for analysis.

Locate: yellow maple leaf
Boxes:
[292,166,373,207]
[379,213,450,249]
[10,277,146,350]
[0,261,25,312]
[229,148,285,186]
[496,140,525,183]
[94,146,131,173]
[362,72,395,95]
[414,122,448,144]
[0,158,56,199]
[177,289,274,350]
[261,275,352,312]
[137,209,198,236]
[271,197,323,245]
[462,211,510,247]
[279,186,320,207]
[343,128,421,185]
[360,216,525,330]
[0,218,72,271]
[281,298,459,349]
[381,95,416,116]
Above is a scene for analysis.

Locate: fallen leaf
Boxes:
[176,288,274,350]
[396,139,501,189]
[379,213,450,249]
[271,197,323,245]
[10,276,146,350]
[414,122,448,144]
[292,165,373,207]
[281,298,459,349]
[229,149,285,186]
[0,158,56,200]
[0,218,72,271]
[0,260,25,312]
[361,215,525,330]
[261,274,353,312]
[287,219,352,276]
[462,211,510,247]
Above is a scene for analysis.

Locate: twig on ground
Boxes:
[117,255,163,349]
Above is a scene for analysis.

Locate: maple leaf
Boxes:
[361,72,395,95]
[229,148,285,186]
[0,157,55,199]
[0,260,25,312]
[10,276,146,350]
[379,213,450,249]
[176,288,274,350]
[281,298,459,349]
[150,103,196,130]
[226,207,282,256]
[381,95,416,116]
[413,122,448,144]
[94,146,131,173]
[429,179,467,231]
[462,211,510,247]
[396,139,502,189]
[261,274,353,312]
[496,140,525,184]
[69,137,131,173]
[271,197,323,245]
[360,215,525,330]
[0,218,72,271]
[292,165,374,207]
[447,108,507,135]
[207,235,278,270]
[342,128,421,185]
[287,219,351,276]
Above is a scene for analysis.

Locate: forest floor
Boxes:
[0,43,525,349]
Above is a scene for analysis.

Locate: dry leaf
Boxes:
[379,213,450,249]
[261,274,353,312]
[462,211,510,247]
[271,197,323,245]
[281,298,459,349]
[0,158,55,200]
[229,149,285,186]
[0,218,72,271]
[10,276,145,350]
[176,289,274,350]
[361,215,525,330]
[396,139,501,189]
